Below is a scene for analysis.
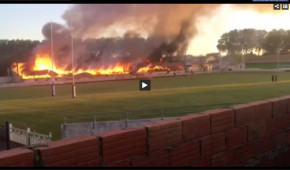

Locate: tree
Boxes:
[262,29,285,55]
[0,39,40,76]
[282,30,290,54]
[255,30,267,56]
[217,29,241,56]
[239,28,256,55]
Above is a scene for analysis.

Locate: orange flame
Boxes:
[137,63,171,73]
[12,54,173,80]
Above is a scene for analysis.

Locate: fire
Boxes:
[137,63,171,73]
[12,54,174,80]
[75,63,131,76]
[33,55,53,71]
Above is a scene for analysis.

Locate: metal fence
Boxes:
[9,124,52,146]
[64,103,240,124]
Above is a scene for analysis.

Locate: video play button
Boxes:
[139,80,151,91]
[142,82,148,88]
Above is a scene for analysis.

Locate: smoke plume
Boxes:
[29,4,272,73]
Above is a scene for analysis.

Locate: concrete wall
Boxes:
[0,77,12,84]
[61,117,175,139]
[1,96,290,167]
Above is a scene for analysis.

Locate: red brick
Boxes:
[271,132,287,147]
[287,129,290,145]
[226,127,247,149]
[251,100,272,121]
[170,140,200,167]
[38,136,100,167]
[39,135,99,157]
[99,128,146,165]
[146,119,182,151]
[131,149,169,167]
[102,135,145,151]
[190,157,210,167]
[265,119,278,137]
[103,139,145,156]
[148,128,180,139]
[269,97,288,117]
[284,96,290,113]
[266,115,290,137]
[233,101,272,127]
[102,145,145,165]
[43,145,99,165]
[47,157,80,167]
[99,128,145,143]
[233,103,255,126]
[0,148,34,167]
[234,144,254,165]
[148,136,181,150]
[104,159,131,167]
[81,160,99,167]
[211,150,234,167]
[252,139,273,156]
[145,119,179,129]
[179,113,210,141]
[201,133,226,156]
[46,151,99,167]
[206,109,234,134]
[251,133,287,157]
[13,162,35,167]
[248,122,266,141]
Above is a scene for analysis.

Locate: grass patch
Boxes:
[1,72,290,140]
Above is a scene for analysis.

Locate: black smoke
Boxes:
[29,4,222,73]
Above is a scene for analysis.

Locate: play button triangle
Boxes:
[142,82,148,88]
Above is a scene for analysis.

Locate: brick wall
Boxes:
[1,96,290,167]
[37,135,99,167]
[0,148,34,167]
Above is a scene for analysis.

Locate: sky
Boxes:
[1,4,290,56]
[0,4,70,40]
[187,4,290,55]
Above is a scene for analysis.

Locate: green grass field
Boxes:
[1,72,290,140]
[246,64,290,69]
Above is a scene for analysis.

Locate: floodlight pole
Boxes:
[184,55,187,73]
[71,18,76,99]
[276,48,280,82]
[276,49,278,72]
[51,21,56,97]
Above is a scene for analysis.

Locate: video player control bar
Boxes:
[253,0,288,2]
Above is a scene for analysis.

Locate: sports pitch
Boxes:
[1,72,290,140]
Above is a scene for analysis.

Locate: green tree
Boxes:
[0,39,40,76]
[262,29,285,55]
[255,30,267,55]
[239,28,256,55]
[217,29,241,56]
[281,30,290,54]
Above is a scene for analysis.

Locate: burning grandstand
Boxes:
[3,4,283,82]
[11,4,208,81]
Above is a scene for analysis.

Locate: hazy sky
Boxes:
[0,4,70,40]
[187,5,290,55]
[1,4,290,56]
